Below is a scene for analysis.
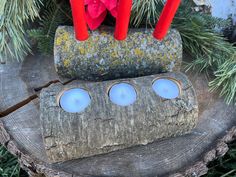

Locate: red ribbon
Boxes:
[153,0,181,40]
[70,0,89,41]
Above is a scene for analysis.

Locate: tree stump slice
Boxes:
[0,55,236,177]
[40,72,198,163]
[0,62,29,113]
[0,55,70,117]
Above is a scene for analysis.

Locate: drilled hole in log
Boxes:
[58,88,91,113]
[152,77,182,99]
[108,82,137,107]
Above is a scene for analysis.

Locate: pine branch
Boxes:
[131,0,163,28]
[174,2,236,105]
[131,0,236,105]
[28,0,72,55]
[0,0,41,62]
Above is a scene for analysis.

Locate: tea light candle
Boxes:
[109,83,137,106]
[59,88,91,113]
[152,78,180,99]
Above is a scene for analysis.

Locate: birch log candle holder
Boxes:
[54,26,182,81]
[40,72,199,163]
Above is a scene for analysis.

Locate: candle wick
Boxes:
[75,99,80,104]
[120,93,126,99]
[163,88,169,93]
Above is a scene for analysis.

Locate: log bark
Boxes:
[0,56,236,177]
[54,26,182,81]
[40,72,198,163]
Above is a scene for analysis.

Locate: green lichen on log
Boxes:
[54,26,182,81]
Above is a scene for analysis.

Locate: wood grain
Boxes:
[0,62,30,113]
[20,55,60,94]
[0,55,69,116]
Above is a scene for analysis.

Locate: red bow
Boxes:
[85,0,118,30]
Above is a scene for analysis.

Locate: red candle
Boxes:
[153,0,181,40]
[70,0,89,41]
[114,0,132,40]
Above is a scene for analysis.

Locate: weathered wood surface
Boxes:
[40,72,198,163]
[0,62,30,113]
[54,26,182,80]
[0,55,236,177]
[19,55,61,92]
[0,55,70,117]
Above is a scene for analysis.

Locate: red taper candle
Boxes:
[153,0,181,40]
[114,0,132,40]
[70,0,89,41]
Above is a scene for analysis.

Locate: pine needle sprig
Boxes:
[209,54,236,105]
[131,0,163,28]
[0,0,41,62]
[131,0,236,105]
[28,0,72,55]
[0,145,28,177]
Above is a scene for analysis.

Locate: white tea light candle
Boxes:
[109,83,137,106]
[152,78,180,99]
[59,88,91,113]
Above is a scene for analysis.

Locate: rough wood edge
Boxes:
[1,119,236,177]
[0,121,73,177]
[170,127,236,177]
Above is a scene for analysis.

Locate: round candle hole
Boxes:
[109,83,137,106]
[152,78,180,99]
[59,88,91,113]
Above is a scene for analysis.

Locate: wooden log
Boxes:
[1,100,236,177]
[0,56,236,177]
[40,72,198,163]
[54,26,182,81]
